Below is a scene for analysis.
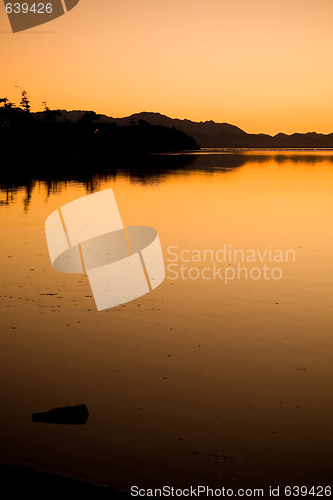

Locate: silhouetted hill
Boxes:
[47,110,333,148]
[120,113,333,148]
[0,108,198,156]
[114,112,245,136]
[43,110,244,136]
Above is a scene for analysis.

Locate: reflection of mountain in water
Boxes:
[1,152,333,209]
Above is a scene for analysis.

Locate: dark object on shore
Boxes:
[32,404,89,425]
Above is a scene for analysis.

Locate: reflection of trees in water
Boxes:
[270,153,333,164]
[0,188,15,206]
[0,153,243,208]
[1,152,333,209]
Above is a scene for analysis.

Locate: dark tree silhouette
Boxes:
[20,90,31,113]
[0,97,15,108]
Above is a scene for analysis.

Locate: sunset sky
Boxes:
[1,0,333,135]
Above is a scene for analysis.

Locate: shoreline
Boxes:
[0,463,132,499]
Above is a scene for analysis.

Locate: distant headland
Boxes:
[2,92,333,151]
[35,109,333,149]
[0,99,198,156]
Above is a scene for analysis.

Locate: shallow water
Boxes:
[0,151,332,490]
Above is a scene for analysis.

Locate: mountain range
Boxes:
[46,110,333,148]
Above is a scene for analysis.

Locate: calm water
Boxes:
[0,151,333,490]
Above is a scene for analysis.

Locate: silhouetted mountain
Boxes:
[120,113,333,148]
[114,112,245,137]
[45,110,333,148]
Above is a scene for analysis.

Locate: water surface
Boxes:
[0,151,332,489]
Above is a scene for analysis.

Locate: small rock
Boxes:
[32,404,89,425]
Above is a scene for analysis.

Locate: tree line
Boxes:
[0,90,198,156]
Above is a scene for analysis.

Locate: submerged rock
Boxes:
[32,404,89,425]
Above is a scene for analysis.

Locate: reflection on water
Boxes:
[0,151,333,489]
[2,149,333,210]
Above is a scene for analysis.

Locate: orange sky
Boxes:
[1,0,333,135]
